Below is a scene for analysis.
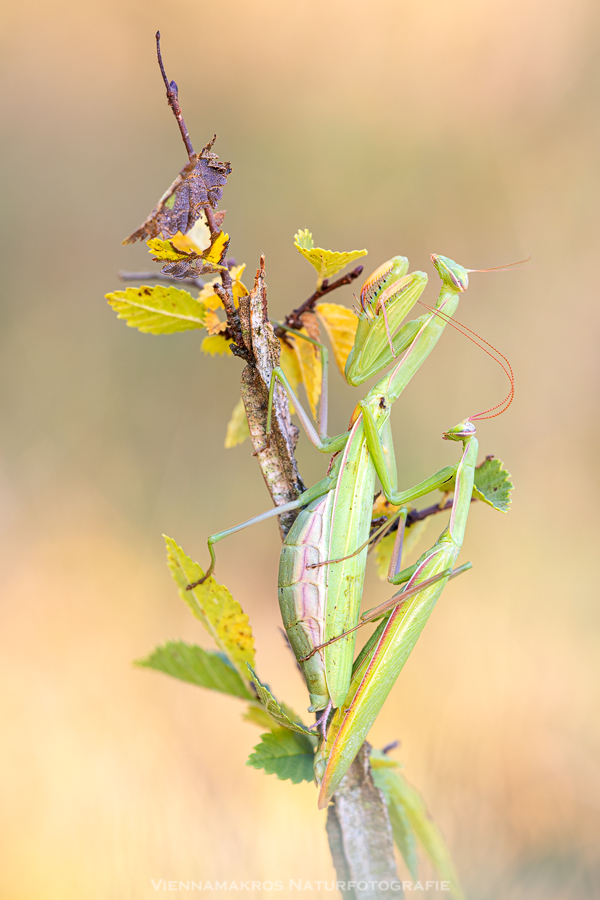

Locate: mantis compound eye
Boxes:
[442,420,477,441]
[431,254,469,292]
[360,255,408,308]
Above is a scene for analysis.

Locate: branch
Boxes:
[155,31,195,160]
[237,256,305,536]
[118,270,206,290]
[283,264,364,331]
[371,495,478,538]
[326,743,400,900]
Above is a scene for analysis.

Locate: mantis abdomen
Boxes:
[278,491,335,712]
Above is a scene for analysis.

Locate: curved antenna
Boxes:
[467,256,531,273]
[417,300,514,421]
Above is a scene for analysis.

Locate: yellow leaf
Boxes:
[201,334,232,356]
[204,231,229,265]
[279,340,300,391]
[225,397,250,448]
[198,279,223,311]
[106,285,206,335]
[146,237,189,261]
[288,314,322,419]
[278,339,300,415]
[316,302,359,375]
[294,229,367,282]
[230,263,249,305]
[170,215,212,254]
[164,536,255,678]
[372,493,401,518]
[204,308,228,336]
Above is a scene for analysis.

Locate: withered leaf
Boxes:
[151,232,230,281]
[123,136,232,245]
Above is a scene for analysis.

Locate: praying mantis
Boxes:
[192,253,507,674]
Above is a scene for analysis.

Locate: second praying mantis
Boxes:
[189,253,513,726]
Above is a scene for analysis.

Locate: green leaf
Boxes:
[246,666,312,735]
[371,751,465,900]
[224,396,250,448]
[164,536,256,680]
[136,641,253,699]
[473,455,513,512]
[247,729,316,784]
[106,285,206,335]
[439,454,513,513]
[294,229,367,281]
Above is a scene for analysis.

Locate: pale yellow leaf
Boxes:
[170,214,212,254]
[225,397,250,448]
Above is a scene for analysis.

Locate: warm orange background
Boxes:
[1,1,599,897]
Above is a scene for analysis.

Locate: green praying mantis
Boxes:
[188,251,514,802]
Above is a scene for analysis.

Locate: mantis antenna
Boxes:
[417,290,515,422]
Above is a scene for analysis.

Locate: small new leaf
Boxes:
[294,229,367,281]
[316,302,359,375]
[371,751,465,900]
[164,536,255,680]
[246,666,312,735]
[106,285,206,335]
[123,136,232,244]
[224,396,250,448]
[137,641,253,700]
[247,729,316,784]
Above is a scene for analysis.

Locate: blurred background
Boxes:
[1,0,599,897]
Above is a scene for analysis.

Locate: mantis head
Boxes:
[431,254,469,292]
[442,420,476,441]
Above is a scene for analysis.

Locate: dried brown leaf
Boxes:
[123,137,231,245]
